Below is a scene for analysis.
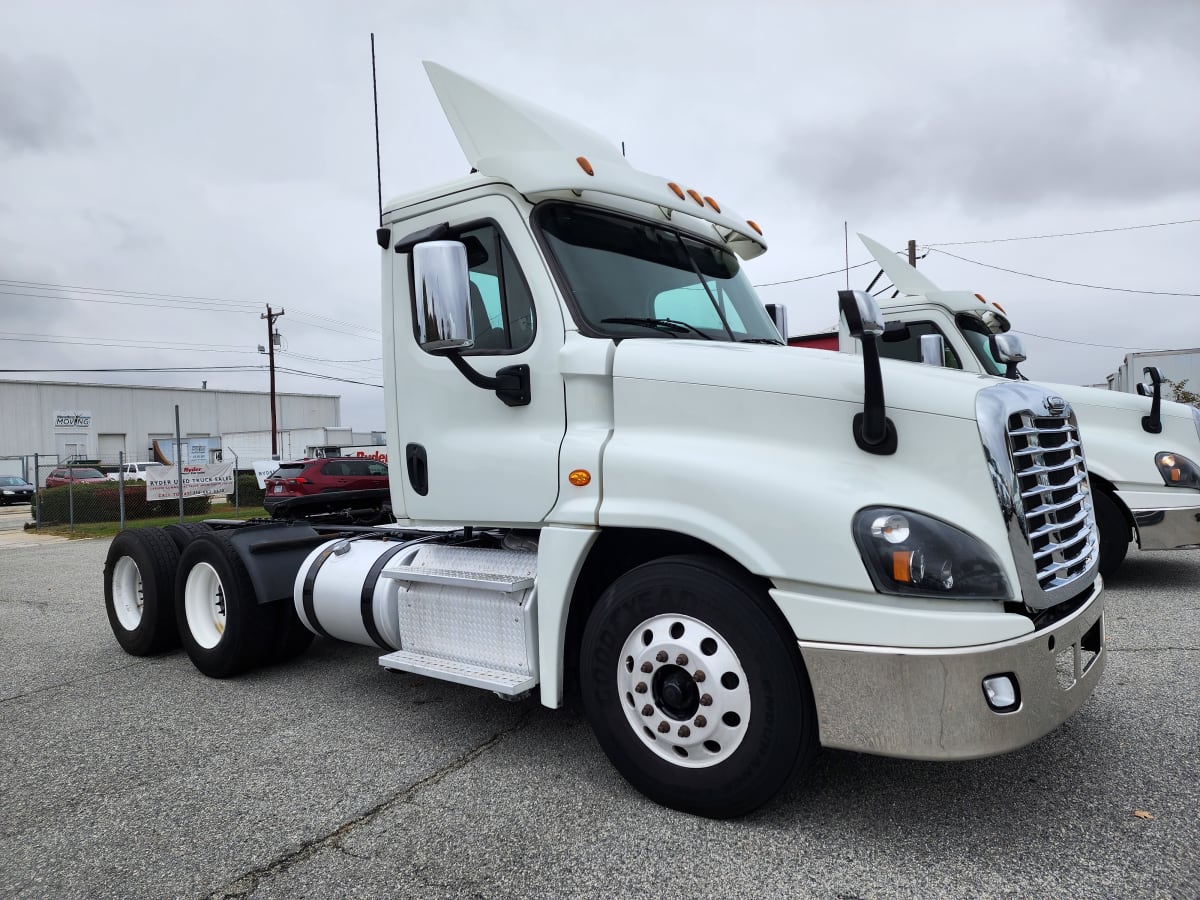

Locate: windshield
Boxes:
[956,312,1009,377]
[0,476,28,486]
[67,468,104,479]
[535,203,781,343]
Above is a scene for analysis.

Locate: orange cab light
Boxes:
[993,302,1007,313]
[704,196,721,212]
[576,156,594,176]
[892,551,912,583]
[667,182,686,200]
[975,293,987,304]
[568,469,591,487]
[746,219,763,235]
[1170,468,1182,482]
[686,189,704,205]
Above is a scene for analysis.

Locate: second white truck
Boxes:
[789,234,1200,577]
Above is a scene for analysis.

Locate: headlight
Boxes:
[853,507,1011,600]
[1,490,12,496]
[1154,452,1200,489]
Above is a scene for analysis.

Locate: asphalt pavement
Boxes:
[0,538,1196,899]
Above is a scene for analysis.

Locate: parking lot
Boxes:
[1,536,1197,899]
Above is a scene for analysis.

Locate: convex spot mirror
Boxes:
[412,240,475,355]
[840,290,885,339]
[990,333,1026,364]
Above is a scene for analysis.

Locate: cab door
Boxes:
[387,196,566,525]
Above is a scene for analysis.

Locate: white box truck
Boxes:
[101,63,1105,817]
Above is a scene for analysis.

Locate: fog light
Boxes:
[983,674,1019,711]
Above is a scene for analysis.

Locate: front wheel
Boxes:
[580,554,817,818]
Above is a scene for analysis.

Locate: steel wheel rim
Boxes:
[184,561,227,650]
[618,614,751,768]
[112,556,144,631]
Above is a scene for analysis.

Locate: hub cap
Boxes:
[111,556,144,631]
[184,562,227,650]
[618,614,750,768]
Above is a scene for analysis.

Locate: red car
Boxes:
[263,457,390,510]
[45,467,109,489]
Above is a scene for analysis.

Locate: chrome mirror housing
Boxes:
[920,333,946,367]
[412,241,474,354]
[992,333,1026,364]
[840,290,884,339]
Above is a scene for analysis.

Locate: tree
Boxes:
[1167,378,1200,408]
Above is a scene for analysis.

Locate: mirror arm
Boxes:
[445,352,531,407]
[854,337,898,454]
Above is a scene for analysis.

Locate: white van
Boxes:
[106,462,157,482]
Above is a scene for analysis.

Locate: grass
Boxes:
[32,502,269,539]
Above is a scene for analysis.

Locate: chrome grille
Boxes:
[976,383,1099,611]
[1007,411,1096,592]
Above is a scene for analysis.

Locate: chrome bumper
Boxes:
[797,581,1104,760]
[1133,505,1200,550]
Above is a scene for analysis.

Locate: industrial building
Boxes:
[1107,348,1200,395]
[0,379,340,472]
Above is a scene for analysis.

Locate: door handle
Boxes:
[405,444,429,496]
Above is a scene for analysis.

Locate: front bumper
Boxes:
[797,580,1104,760]
[1133,505,1200,551]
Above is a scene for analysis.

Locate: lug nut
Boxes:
[676,653,689,667]
[678,725,691,738]
[634,682,648,693]
[656,650,668,663]
[641,704,654,717]
[641,661,653,673]
[693,670,706,683]
[699,694,713,707]
[657,721,670,734]
[694,715,707,728]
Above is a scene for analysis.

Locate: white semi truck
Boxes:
[788,234,1200,577]
[102,63,1106,818]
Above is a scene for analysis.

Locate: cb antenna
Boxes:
[371,33,383,227]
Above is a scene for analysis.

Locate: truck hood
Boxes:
[611,339,993,420]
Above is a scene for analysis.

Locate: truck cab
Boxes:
[102,63,1107,818]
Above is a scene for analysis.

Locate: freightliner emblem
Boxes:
[1044,396,1068,415]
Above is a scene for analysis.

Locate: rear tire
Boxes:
[163,521,213,553]
[580,554,817,818]
[103,528,181,655]
[175,532,279,678]
[1094,490,1129,579]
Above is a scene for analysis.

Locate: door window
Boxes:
[877,320,962,369]
[457,224,536,354]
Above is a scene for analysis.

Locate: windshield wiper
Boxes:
[601,317,714,339]
[737,337,784,345]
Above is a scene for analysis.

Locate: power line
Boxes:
[924,217,1200,247]
[754,260,874,288]
[0,363,384,388]
[1011,330,1171,352]
[928,249,1200,297]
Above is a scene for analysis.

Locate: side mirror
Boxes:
[840,290,884,339]
[838,290,896,455]
[412,241,474,355]
[919,333,946,367]
[764,303,789,342]
[880,320,912,343]
[1140,366,1163,434]
[990,333,1026,379]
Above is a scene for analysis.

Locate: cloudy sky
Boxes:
[3,0,1198,430]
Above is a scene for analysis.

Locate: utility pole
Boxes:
[261,305,285,456]
[908,239,917,268]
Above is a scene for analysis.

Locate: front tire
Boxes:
[580,554,817,818]
[103,528,182,655]
[1093,490,1129,579]
[175,532,280,678]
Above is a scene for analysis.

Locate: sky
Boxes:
[2,0,1198,431]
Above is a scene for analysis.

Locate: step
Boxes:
[378,649,537,696]
[381,564,534,594]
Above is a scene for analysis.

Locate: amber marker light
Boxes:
[746,220,763,235]
[667,182,686,200]
[993,302,1007,313]
[576,156,594,176]
[704,196,721,212]
[975,293,988,304]
[892,551,912,583]
[686,188,704,205]
[568,469,591,487]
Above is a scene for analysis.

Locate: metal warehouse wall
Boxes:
[0,380,340,463]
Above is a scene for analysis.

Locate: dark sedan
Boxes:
[0,475,36,505]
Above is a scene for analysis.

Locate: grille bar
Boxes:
[1012,438,1081,458]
